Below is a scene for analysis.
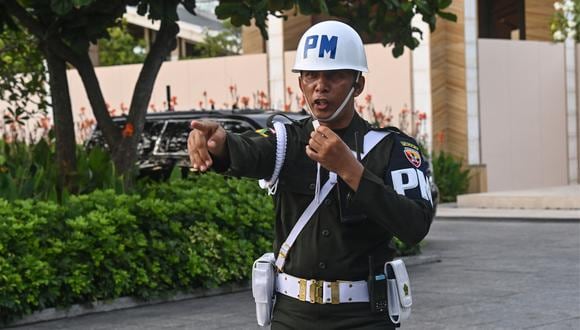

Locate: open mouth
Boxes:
[313,99,329,110]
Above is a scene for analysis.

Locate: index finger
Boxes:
[190,120,218,132]
[316,126,336,139]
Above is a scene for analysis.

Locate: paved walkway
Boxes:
[8,218,580,329]
[457,185,580,210]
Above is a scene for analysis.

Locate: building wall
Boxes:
[241,22,265,54]
[67,53,269,125]
[525,0,553,41]
[577,43,580,182]
[283,14,312,51]
[478,39,568,191]
[67,46,412,140]
[430,0,468,160]
[284,43,412,118]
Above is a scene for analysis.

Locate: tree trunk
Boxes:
[74,53,122,153]
[44,49,78,197]
[112,19,179,180]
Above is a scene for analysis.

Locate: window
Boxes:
[478,0,525,40]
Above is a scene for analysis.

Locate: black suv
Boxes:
[86,109,438,211]
[85,109,307,180]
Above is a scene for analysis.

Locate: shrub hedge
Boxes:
[0,173,274,323]
[0,172,422,324]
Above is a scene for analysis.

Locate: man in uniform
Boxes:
[188,20,434,329]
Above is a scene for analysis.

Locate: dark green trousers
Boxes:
[271,294,396,330]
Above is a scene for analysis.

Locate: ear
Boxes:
[353,75,365,97]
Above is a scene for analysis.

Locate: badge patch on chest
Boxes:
[403,147,421,168]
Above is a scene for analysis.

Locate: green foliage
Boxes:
[0,174,273,323]
[216,0,457,57]
[0,28,48,135]
[393,237,422,257]
[98,19,148,66]
[0,139,124,202]
[432,151,470,203]
[187,20,241,58]
[551,0,579,42]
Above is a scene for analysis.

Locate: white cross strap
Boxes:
[275,130,390,271]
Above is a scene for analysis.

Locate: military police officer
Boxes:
[188,20,434,329]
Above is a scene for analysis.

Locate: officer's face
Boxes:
[299,69,364,128]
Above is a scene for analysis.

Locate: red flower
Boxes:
[241,96,250,107]
[284,103,290,111]
[365,94,372,103]
[209,99,215,105]
[122,123,134,137]
[435,131,445,144]
[287,86,293,95]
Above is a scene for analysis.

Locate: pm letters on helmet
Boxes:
[303,35,338,59]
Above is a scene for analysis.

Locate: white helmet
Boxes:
[292,20,368,73]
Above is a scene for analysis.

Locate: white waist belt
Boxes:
[276,273,369,304]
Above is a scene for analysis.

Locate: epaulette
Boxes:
[370,125,406,135]
[371,126,422,153]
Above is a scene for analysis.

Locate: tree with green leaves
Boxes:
[98,19,148,66]
[0,28,49,143]
[191,20,241,58]
[0,0,455,195]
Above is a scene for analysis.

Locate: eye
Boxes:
[302,71,319,82]
[303,72,315,79]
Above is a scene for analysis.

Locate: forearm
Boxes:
[350,169,434,245]
[220,132,276,179]
[336,159,364,191]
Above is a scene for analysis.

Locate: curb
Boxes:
[4,255,440,328]
[436,216,580,223]
[402,254,441,267]
[435,205,580,223]
[4,281,250,329]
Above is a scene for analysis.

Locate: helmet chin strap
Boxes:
[302,72,361,204]
[303,72,361,123]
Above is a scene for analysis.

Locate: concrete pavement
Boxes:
[457,185,580,210]
[8,218,580,329]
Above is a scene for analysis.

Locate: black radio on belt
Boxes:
[367,256,387,313]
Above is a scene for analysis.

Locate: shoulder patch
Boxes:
[403,147,422,168]
[384,131,433,206]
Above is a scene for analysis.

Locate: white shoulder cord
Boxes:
[312,120,322,204]
[259,121,287,195]
[275,129,391,272]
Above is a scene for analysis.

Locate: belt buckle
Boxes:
[330,281,340,304]
[309,280,324,304]
[298,279,307,301]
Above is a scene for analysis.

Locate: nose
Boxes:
[314,73,330,93]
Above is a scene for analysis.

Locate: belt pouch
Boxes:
[385,259,412,325]
[252,252,276,326]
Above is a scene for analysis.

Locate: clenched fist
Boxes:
[187,120,227,172]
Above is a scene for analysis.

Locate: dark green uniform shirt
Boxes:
[220,114,433,281]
